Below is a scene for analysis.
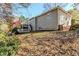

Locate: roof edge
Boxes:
[29,7,71,20]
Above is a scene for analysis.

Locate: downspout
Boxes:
[35,17,37,31]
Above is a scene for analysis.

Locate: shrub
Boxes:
[0,30,20,56]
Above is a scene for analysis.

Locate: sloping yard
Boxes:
[16,31,79,56]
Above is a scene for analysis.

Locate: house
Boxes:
[29,7,72,31]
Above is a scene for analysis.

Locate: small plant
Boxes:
[0,30,20,56]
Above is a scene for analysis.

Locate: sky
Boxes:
[13,3,74,19]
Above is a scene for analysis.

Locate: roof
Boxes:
[29,7,71,20]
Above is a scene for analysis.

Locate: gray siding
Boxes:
[36,10,58,30]
[29,18,36,31]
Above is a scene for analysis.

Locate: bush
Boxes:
[0,30,20,56]
[71,24,79,30]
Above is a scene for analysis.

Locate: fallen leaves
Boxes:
[17,31,79,56]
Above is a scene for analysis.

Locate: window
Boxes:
[60,15,65,25]
[67,21,69,25]
[66,17,71,26]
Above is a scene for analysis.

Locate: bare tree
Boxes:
[43,3,68,12]
[0,3,31,22]
[0,3,12,23]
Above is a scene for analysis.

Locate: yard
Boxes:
[16,31,79,56]
[0,3,79,56]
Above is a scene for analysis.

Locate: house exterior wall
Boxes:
[58,9,71,31]
[29,8,72,31]
[36,10,58,30]
[29,18,36,31]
